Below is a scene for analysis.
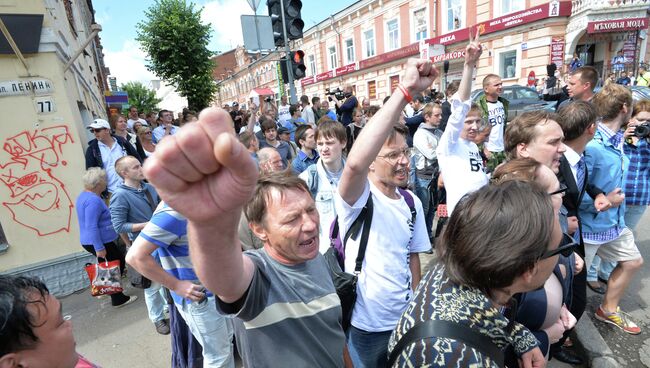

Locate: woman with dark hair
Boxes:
[388,179,564,367]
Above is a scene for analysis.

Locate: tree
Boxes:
[121,81,161,113]
[136,0,216,111]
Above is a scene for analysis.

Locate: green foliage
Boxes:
[120,81,161,113]
[136,0,217,111]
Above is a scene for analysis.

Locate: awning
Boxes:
[249,88,274,97]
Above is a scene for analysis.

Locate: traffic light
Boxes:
[267,0,284,47]
[267,0,304,47]
[291,50,306,80]
[284,0,304,41]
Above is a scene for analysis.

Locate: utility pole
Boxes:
[279,0,297,104]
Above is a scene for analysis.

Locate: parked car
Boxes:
[593,86,650,102]
[470,85,556,121]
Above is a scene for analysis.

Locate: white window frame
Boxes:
[307,54,316,76]
[495,46,521,81]
[328,45,338,70]
[363,28,376,58]
[444,0,465,33]
[345,38,355,64]
[495,0,525,16]
[386,18,400,51]
[411,7,429,43]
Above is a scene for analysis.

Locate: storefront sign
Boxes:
[0,79,54,97]
[301,76,316,87]
[367,80,377,100]
[587,18,648,34]
[358,43,419,70]
[550,37,564,68]
[427,1,571,46]
[431,49,465,63]
[623,33,637,63]
[335,63,357,77]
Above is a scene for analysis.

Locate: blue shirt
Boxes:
[283,118,306,141]
[138,203,212,304]
[291,149,319,175]
[76,191,118,252]
[98,138,126,193]
[152,125,179,144]
[624,137,650,206]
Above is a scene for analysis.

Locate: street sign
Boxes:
[528,71,536,87]
[241,15,275,51]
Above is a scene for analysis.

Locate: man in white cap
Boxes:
[84,118,141,196]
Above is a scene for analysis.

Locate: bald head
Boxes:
[257,148,284,173]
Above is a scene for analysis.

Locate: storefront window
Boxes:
[500,50,517,78]
[364,29,376,58]
[446,0,464,32]
[413,8,428,41]
[328,46,338,70]
[308,54,316,76]
[346,38,355,64]
[387,19,399,50]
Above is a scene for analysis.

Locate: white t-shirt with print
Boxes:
[485,99,506,152]
[278,104,291,125]
[334,181,430,332]
[437,97,489,215]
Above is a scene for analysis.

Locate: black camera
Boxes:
[325,87,351,101]
[634,123,650,139]
[265,97,272,103]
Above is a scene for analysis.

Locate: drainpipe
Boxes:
[63,23,102,72]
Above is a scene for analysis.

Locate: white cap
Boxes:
[88,118,110,130]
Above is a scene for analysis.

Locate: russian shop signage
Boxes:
[587,18,648,34]
[0,79,54,97]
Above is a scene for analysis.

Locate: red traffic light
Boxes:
[293,50,304,63]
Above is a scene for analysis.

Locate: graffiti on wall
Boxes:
[0,126,74,236]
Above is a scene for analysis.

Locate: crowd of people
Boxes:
[2,31,650,368]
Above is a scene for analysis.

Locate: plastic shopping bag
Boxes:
[84,260,123,296]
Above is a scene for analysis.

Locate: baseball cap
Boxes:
[88,118,110,130]
[277,127,290,134]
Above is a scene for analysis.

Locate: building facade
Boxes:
[215,0,650,107]
[0,0,109,295]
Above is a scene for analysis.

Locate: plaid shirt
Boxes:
[624,137,650,206]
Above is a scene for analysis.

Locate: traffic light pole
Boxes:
[279,0,298,104]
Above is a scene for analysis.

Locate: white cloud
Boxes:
[201,0,255,52]
[103,39,158,86]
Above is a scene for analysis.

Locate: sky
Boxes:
[94,0,352,85]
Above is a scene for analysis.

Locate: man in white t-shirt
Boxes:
[300,95,315,125]
[277,95,291,126]
[437,40,489,216]
[478,74,509,168]
[127,106,148,132]
[299,120,347,253]
[335,58,436,368]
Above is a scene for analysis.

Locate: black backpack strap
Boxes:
[386,319,504,368]
[143,187,158,212]
[352,195,373,273]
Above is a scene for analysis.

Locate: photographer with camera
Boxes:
[334,85,357,126]
[621,99,650,231]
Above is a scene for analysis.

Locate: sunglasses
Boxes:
[90,128,107,133]
[549,183,568,197]
[540,233,578,259]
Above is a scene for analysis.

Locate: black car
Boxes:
[471,85,555,121]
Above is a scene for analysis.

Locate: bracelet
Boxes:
[397,84,413,103]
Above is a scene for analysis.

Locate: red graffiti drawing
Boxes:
[0,126,74,236]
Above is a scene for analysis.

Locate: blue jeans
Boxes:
[176,296,234,368]
[347,326,392,368]
[625,205,647,232]
[586,254,617,282]
[415,177,434,239]
[144,282,166,323]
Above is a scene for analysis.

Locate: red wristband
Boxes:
[397,84,413,103]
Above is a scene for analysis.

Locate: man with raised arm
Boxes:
[335,59,437,367]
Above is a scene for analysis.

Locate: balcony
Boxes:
[571,0,650,16]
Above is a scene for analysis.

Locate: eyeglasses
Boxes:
[90,128,107,133]
[144,131,152,135]
[549,183,568,197]
[541,234,578,259]
[377,147,410,164]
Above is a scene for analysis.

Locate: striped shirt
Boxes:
[138,203,211,304]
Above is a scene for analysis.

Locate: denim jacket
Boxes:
[579,130,629,233]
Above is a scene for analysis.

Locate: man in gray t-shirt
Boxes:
[142,108,347,367]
